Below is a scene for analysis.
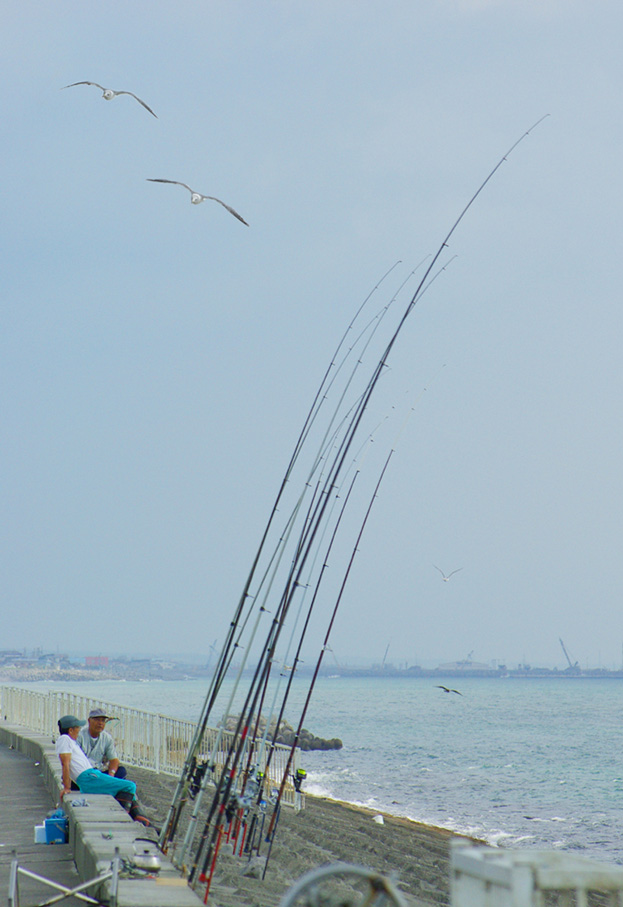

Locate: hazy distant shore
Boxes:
[4,664,623,685]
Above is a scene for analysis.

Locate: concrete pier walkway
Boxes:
[0,740,83,904]
[0,724,202,907]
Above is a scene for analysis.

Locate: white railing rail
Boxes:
[451,842,623,907]
[0,685,300,806]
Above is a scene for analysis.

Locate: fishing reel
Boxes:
[293,768,307,792]
[225,794,241,824]
[189,759,210,800]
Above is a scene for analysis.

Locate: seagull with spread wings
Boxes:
[436,685,463,696]
[147,179,249,225]
[62,82,158,118]
[433,565,463,582]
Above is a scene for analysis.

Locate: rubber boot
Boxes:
[114,790,134,814]
[115,790,157,829]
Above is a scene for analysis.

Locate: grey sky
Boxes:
[2,1,623,670]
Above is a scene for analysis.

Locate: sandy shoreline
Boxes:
[129,764,485,907]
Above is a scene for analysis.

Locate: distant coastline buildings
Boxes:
[2,649,623,682]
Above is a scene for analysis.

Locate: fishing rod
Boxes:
[189,448,364,885]
[256,115,550,873]
[262,447,396,878]
[244,411,391,825]
[224,380,434,868]
[160,264,402,852]
[190,256,468,878]
[267,118,551,573]
[172,473,327,870]
[174,433,356,866]
[239,423,387,858]
[191,388,395,885]
[247,470,362,857]
[178,116,548,889]
[181,354,441,871]
[185,358,390,828]
[254,354,454,854]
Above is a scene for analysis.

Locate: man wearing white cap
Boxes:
[77,708,126,778]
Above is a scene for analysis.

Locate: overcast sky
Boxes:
[2,1,623,670]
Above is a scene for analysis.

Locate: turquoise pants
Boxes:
[76,768,136,800]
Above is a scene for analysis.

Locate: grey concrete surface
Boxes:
[0,740,84,904]
[0,723,202,906]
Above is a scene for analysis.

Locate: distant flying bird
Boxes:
[62,82,158,118]
[146,179,249,225]
[436,685,463,696]
[433,565,463,582]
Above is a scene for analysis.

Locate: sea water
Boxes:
[24,675,623,865]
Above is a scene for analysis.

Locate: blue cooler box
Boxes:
[45,816,68,844]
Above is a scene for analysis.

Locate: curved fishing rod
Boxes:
[240,386,437,864]
[172,475,331,868]
[201,262,405,678]
[256,380,437,809]
[230,417,392,864]
[177,413,368,867]
[196,250,468,864]
[190,456,359,885]
[239,424,376,820]
[248,117,552,790]
[262,448,396,878]
[247,473,363,858]
[189,321,397,778]
[254,115,549,868]
[280,117,551,573]
[259,376,444,857]
[206,351,444,871]
[244,418,386,792]
[191,398,391,885]
[160,266,402,852]
[179,117,548,885]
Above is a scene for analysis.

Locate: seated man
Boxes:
[77,708,127,778]
[56,715,151,826]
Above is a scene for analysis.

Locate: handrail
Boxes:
[0,685,300,807]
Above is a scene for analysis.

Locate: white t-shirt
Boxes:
[55,734,94,782]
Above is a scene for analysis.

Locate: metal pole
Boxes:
[8,850,19,907]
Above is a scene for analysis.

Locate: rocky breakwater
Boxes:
[221,715,342,751]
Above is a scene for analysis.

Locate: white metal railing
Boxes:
[451,842,623,907]
[0,685,300,807]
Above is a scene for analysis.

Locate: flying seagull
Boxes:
[436,685,463,696]
[62,82,158,118]
[433,565,463,582]
[147,179,249,225]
